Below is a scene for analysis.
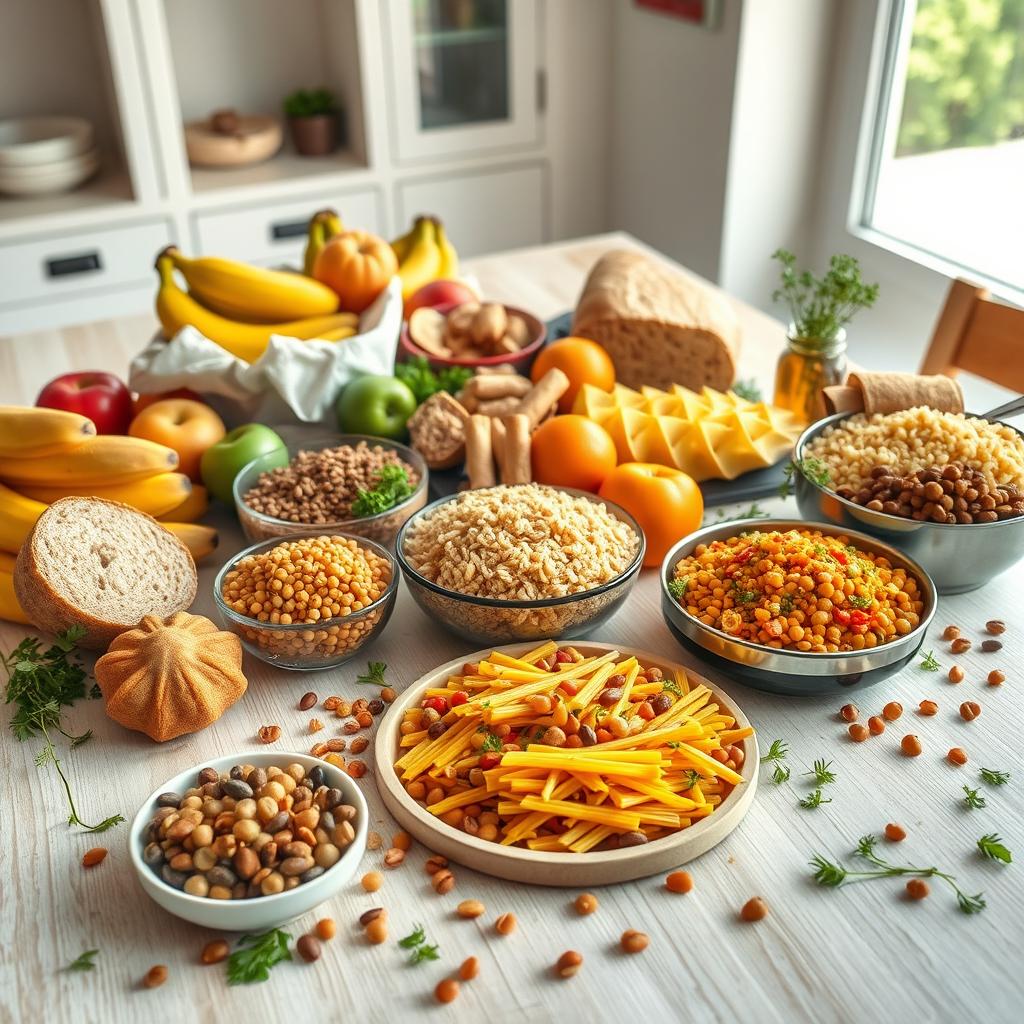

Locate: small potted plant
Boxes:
[771,249,879,423]
[283,88,341,157]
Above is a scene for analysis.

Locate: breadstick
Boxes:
[465,415,495,489]
[500,414,532,485]
[464,374,533,401]
[476,396,522,417]
[490,417,507,469]
[516,368,570,429]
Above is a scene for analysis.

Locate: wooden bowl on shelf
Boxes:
[184,114,282,168]
[373,641,758,886]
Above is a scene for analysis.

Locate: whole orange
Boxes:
[598,462,703,567]
[129,399,226,481]
[531,415,617,492]
[530,337,615,413]
[314,229,398,313]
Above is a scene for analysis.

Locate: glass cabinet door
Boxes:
[387,0,539,161]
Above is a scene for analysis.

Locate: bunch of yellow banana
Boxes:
[0,407,220,622]
[390,215,460,300]
[154,245,359,363]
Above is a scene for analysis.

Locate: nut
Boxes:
[456,899,485,919]
[425,855,449,875]
[740,898,768,922]
[359,907,386,926]
[948,665,965,684]
[495,912,517,935]
[257,725,281,744]
[555,950,583,978]
[81,847,108,868]
[383,847,405,868]
[323,696,343,711]
[432,868,456,894]
[981,639,1003,652]
[839,703,858,722]
[985,620,1006,635]
[142,965,168,988]
[942,625,961,640]
[988,670,1005,686]
[959,701,981,721]
[298,692,317,711]
[951,637,971,654]
[620,929,650,952]
[308,718,324,733]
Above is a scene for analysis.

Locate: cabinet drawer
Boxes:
[194,189,385,266]
[396,164,546,258]
[0,220,171,307]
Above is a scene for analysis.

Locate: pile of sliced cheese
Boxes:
[573,382,802,481]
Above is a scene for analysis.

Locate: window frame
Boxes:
[847,0,1024,302]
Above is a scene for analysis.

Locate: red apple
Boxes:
[404,279,478,319]
[36,371,134,435]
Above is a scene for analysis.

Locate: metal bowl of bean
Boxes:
[660,518,937,696]
[129,752,368,931]
[793,411,1024,594]
[233,432,429,548]
[213,531,399,670]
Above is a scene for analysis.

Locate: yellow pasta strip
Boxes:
[556,820,596,846]
[670,743,744,784]
[500,752,660,779]
[520,746,664,763]
[507,778,545,794]
[717,727,754,744]
[519,640,559,664]
[425,785,490,816]
[519,796,640,830]
[574,772,609,793]
[610,663,641,717]
[627,805,685,827]
[489,650,549,671]
[526,835,566,851]
[570,825,615,853]
[584,722,703,752]
[606,777,700,810]
[564,662,618,712]
[541,770,560,801]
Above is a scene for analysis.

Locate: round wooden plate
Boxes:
[373,642,758,886]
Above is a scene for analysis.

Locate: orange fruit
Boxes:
[531,415,617,492]
[531,337,615,413]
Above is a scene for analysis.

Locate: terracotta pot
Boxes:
[288,114,337,157]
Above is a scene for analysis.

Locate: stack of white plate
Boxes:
[0,116,100,197]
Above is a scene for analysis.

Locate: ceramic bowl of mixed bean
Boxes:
[661,519,936,696]
[233,434,428,546]
[129,753,368,931]
[793,411,1024,594]
[214,532,398,670]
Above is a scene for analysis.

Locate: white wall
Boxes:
[718,0,836,313]
[606,0,743,281]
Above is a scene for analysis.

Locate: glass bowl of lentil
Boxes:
[213,531,399,670]
[394,485,646,645]
[129,752,368,932]
[660,519,937,696]
[232,433,429,548]
[793,411,1024,594]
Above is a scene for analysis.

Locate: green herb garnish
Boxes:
[480,732,503,753]
[667,577,688,600]
[980,768,1010,786]
[804,759,837,786]
[779,456,831,498]
[731,378,763,402]
[351,464,415,518]
[977,834,1012,864]
[799,788,831,809]
[733,587,759,605]
[65,949,98,972]
[760,739,790,785]
[772,764,791,785]
[356,661,388,686]
[398,923,439,965]
[227,930,292,985]
[963,786,987,809]
[409,943,440,964]
[684,769,703,789]
[398,924,428,949]
[919,650,941,671]
[810,834,985,915]
[396,356,472,404]
[661,678,682,697]
[847,594,873,609]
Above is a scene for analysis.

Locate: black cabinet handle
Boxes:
[270,219,309,241]
[46,252,102,277]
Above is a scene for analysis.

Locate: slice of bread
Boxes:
[14,496,197,650]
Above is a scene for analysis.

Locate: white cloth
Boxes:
[129,277,403,428]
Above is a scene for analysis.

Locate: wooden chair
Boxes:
[920,279,1024,393]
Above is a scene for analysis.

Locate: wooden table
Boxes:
[1,234,1020,1024]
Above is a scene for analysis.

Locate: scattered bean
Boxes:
[942,625,960,641]
[959,701,981,721]
[948,747,969,765]
[142,965,168,989]
[383,848,405,868]
[868,716,885,735]
[951,638,971,654]
[200,940,230,965]
[347,760,367,779]
[981,640,1002,653]
[901,734,923,756]
[919,699,939,716]
[365,916,388,945]
[392,831,412,851]
[425,855,449,875]
[359,907,385,926]
[495,912,517,935]
[884,823,907,842]
[574,893,598,915]
[740,897,768,922]
[988,670,1005,686]
[839,703,859,722]
[435,979,460,1004]
[665,871,693,894]
[555,950,583,978]
[948,665,965,684]
[906,878,930,900]
[985,620,1006,635]
[457,899,485,919]
[299,692,318,711]
[381,687,397,703]
[82,847,107,868]
[459,956,479,981]
[621,929,650,952]
[849,723,870,742]
[882,702,903,721]
[315,918,336,941]
[362,872,383,892]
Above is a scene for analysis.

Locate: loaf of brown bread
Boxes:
[572,250,740,392]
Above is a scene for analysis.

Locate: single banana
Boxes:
[155,256,357,364]
[166,246,338,323]
[0,550,15,574]
[396,218,442,300]
[0,570,29,624]
[0,481,46,554]
[433,218,459,280]
[157,483,209,524]
[162,522,218,562]
[310,325,358,342]
[303,209,343,276]
[0,435,178,488]
[19,472,192,518]
[0,406,96,458]
[390,218,419,264]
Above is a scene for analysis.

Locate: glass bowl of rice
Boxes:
[394,484,646,644]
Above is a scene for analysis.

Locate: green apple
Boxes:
[336,375,417,440]
[200,423,287,505]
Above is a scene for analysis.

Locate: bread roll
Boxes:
[572,250,739,392]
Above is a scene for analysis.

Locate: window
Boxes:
[858,0,1024,293]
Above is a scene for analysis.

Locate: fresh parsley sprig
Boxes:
[395,356,472,404]
[980,768,1010,787]
[65,949,98,972]
[799,789,831,809]
[810,833,985,914]
[963,786,987,809]
[667,577,688,600]
[351,464,414,518]
[356,661,388,686]
[227,930,292,985]
[779,456,831,498]
[804,759,837,786]
[398,923,439,965]
[919,650,941,671]
[977,834,1012,864]
[760,739,791,786]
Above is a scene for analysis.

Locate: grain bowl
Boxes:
[233,434,428,547]
[793,411,1024,593]
[395,485,645,644]
[661,518,936,696]
[213,532,398,670]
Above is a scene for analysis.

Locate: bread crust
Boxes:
[572,250,740,392]
[13,496,197,650]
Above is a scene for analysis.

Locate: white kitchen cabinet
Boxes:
[384,0,541,163]
[395,163,546,257]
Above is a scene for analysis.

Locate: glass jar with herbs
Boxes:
[771,250,879,424]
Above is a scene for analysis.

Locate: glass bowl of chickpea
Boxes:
[660,518,937,696]
[213,531,399,670]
